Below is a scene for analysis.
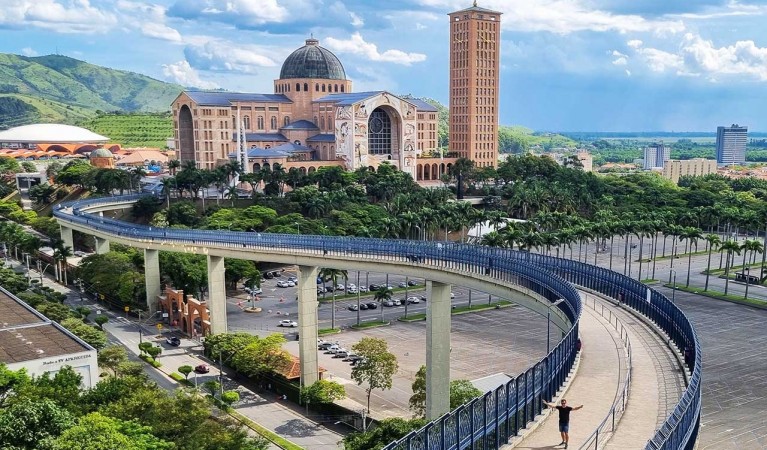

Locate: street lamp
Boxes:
[547,299,565,354]
[670,269,677,305]
[744,266,751,301]
[294,222,300,234]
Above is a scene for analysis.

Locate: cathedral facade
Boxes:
[171,38,439,179]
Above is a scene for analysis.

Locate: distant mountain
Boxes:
[0,53,183,129]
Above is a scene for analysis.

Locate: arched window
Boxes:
[270,116,277,129]
[257,116,264,130]
[320,116,325,129]
[284,116,290,127]
[322,84,326,92]
[304,83,308,91]
[294,140,301,145]
[315,84,319,92]
[265,145,271,149]
[341,85,345,93]
[334,84,338,92]
[314,116,318,126]
[243,115,250,130]
[368,108,392,155]
[296,83,301,91]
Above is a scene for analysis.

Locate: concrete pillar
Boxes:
[60,225,74,251]
[94,237,110,254]
[426,280,452,420]
[207,255,227,334]
[144,249,160,315]
[297,265,319,386]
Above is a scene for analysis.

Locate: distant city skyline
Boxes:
[0,0,766,131]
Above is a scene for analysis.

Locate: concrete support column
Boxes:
[60,225,74,251]
[297,265,319,387]
[144,249,160,315]
[426,280,452,420]
[94,237,110,254]
[207,255,227,334]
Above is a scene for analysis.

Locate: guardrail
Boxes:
[54,195,701,450]
[578,295,632,449]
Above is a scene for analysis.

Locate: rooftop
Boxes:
[314,91,384,106]
[0,124,109,144]
[185,91,293,107]
[280,38,347,81]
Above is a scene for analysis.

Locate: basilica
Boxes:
[171,38,439,180]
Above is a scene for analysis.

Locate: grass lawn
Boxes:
[318,327,341,336]
[664,283,767,309]
[350,320,390,330]
[396,300,513,322]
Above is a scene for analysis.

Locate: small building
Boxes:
[0,287,98,388]
[662,158,717,183]
[89,147,115,168]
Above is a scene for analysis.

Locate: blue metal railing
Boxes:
[54,195,700,450]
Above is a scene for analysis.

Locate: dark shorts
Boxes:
[559,423,569,433]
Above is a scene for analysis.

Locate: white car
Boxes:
[358,286,369,293]
[451,292,456,299]
[347,287,358,294]
[407,296,421,304]
[276,280,290,288]
[287,281,296,287]
[278,320,298,327]
[335,284,345,291]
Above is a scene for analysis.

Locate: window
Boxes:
[284,116,290,127]
[315,84,319,92]
[296,83,301,91]
[243,115,250,130]
[341,85,345,93]
[270,116,277,129]
[368,108,392,155]
[257,116,264,130]
[304,83,308,91]
[334,84,338,92]
[320,116,325,129]
[322,85,326,92]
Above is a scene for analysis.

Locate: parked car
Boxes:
[347,287,358,294]
[342,353,359,362]
[348,304,359,311]
[383,300,394,307]
[271,271,282,277]
[350,358,366,366]
[393,299,402,306]
[347,283,357,290]
[408,280,419,286]
[286,281,295,287]
[451,292,455,298]
[366,302,378,309]
[334,350,349,358]
[194,364,210,374]
[358,286,369,293]
[244,287,262,295]
[288,276,298,283]
[326,345,341,354]
[278,319,298,327]
[407,297,421,304]
[318,342,334,350]
[165,336,181,346]
[335,284,345,291]
[359,303,369,310]
[276,280,290,288]
[369,284,380,291]
[317,287,325,295]
[264,272,274,279]
[386,285,394,290]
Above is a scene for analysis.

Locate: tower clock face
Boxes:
[370,116,384,133]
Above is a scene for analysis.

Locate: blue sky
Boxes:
[1,0,766,131]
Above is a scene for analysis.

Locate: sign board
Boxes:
[162,312,169,318]
[124,306,130,312]
[156,324,163,330]
[96,310,101,315]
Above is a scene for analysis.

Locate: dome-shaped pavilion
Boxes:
[279,38,346,80]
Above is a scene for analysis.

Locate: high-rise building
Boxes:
[643,142,669,170]
[448,2,502,168]
[716,124,748,166]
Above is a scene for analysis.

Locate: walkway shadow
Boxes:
[274,418,322,437]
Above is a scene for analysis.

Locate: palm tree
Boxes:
[449,157,475,200]
[740,239,763,280]
[53,244,73,286]
[225,186,238,207]
[501,226,524,251]
[168,159,181,175]
[633,221,655,281]
[720,240,741,295]
[540,232,560,256]
[480,231,505,247]
[666,225,684,283]
[319,268,347,330]
[160,177,176,208]
[703,234,721,291]
[373,287,392,319]
[555,228,575,259]
[680,227,704,287]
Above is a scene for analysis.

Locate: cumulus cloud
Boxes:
[0,0,117,33]
[415,0,684,35]
[20,47,38,57]
[350,12,364,28]
[168,0,287,25]
[324,32,427,65]
[116,1,182,42]
[184,40,277,73]
[627,39,644,49]
[670,0,767,20]
[162,60,219,89]
[611,50,628,65]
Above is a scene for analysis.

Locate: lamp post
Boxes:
[547,299,565,354]
[744,266,751,301]
[294,222,300,234]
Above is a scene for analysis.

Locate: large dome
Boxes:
[0,124,109,143]
[279,38,346,80]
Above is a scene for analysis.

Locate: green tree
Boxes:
[720,240,742,295]
[409,366,483,418]
[203,380,220,397]
[449,379,482,408]
[60,318,108,350]
[351,337,398,413]
[98,345,128,376]
[220,390,240,407]
[35,302,73,322]
[178,365,193,380]
[146,345,162,361]
[52,412,173,450]
[94,314,109,330]
[224,258,260,289]
[0,364,30,407]
[320,267,348,329]
[343,417,426,450]
[0,398,74,449]
[300,380,346,406]
[703,234,721,291]
[230,333,291,378]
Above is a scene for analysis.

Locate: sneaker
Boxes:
[559,442,565,446]
[564,444,568,449]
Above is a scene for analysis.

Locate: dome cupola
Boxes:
[279,38,346,80]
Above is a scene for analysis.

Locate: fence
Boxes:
[54,195,701,450]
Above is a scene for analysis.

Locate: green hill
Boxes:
[0,53,183,128]
[78,113,173,148]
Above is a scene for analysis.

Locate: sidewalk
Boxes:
[511,301,626,449]
[7,259,344,450]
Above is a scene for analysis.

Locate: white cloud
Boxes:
[625,69,631,77]
[0,0,117,33]
[184,40,278,73]
[141,22,182,42]
[116,1,182,42]
[324,32,427,65]
[416,0,684,35]
[636,47,685,72]
[670,1,767,20]
[627,40,644,49]
[20,47,38,57]
[162,60,219,89]
[350,12,364,28]
[611,50,628,65]
[168,0,288,25]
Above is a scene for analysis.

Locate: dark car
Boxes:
[369,284,380,291]
[194,364,210,374]
[264,272,274,279]
[165,336,181,347]
[408,280,419,286]
[359,303,369,310]
[366,302,378,309]
[348,304,359,311]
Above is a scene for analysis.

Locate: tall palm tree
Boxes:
[160,177,176,208]
[540,232,560,256]
[319,268,347,330]
[168,159,181,175]
[374,287,393,319]
[501,226,524,251]
[681,227,704,287]
[449,157,475,200]
[480,231,505,247]
[634,221,654,280]
[225,186,239,206]
[53,244,73,286]
[666,225,684,283]
[720,240,742,295]
[703,234,721,291]
[740,239,763,279]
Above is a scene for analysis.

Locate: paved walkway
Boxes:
[512,299,626,450]
[8,260,343,450]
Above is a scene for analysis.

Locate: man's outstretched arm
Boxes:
[573,405,584,410]
[543,401,557,408]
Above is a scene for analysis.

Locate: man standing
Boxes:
[544,398,583,448]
